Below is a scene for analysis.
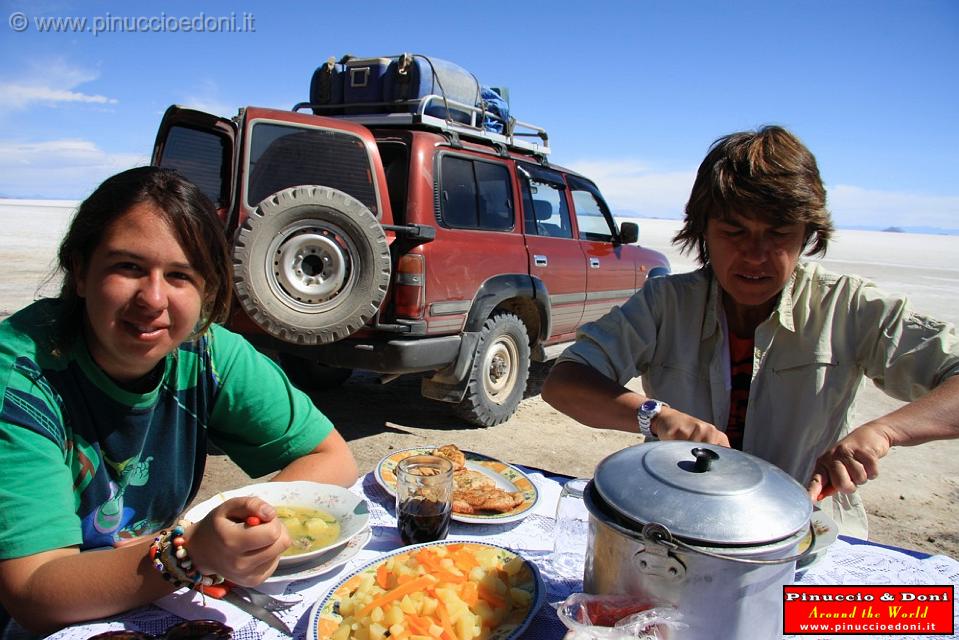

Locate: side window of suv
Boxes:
[439,155,514,231]
[568,175,616,242]
[519,164,573,239]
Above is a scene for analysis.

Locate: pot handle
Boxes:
[642,522,817,566]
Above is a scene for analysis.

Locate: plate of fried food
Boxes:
[309,541,545,640]
[374,445,539,524]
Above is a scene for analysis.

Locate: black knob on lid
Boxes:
[691,447,719,472]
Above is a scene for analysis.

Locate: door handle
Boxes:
[534,255,548,267]
[589,257,600,268]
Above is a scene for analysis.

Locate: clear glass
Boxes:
[551,477,591,581]
[395,455,454,545]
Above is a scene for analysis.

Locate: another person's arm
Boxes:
[542,361,730,446]
[807,286,959,499]
[807,374,959,499]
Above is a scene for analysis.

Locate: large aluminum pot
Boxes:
[583,441,814,640]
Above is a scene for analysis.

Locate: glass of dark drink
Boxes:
[395,455,454,545]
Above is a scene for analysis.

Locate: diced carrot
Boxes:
[376,563,390,589]
[435,601,459,640]
[434,570,467,584]
[357,574,437,618]
[478,583,506,608]
[445,543,464,552]
[459,581,479,606]
[396,573,416,585]
[316,618,340,636]
[405,615,431,635]
[452,549,479,573]
[413,549,442,572]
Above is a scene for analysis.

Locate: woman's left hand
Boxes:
[806,423,894,501]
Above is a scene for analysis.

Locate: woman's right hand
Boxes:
[653,406,730,447]
[185,496,291,587]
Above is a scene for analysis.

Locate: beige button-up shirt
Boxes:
[559,261,959,537]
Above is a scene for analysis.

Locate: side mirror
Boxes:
[618,221,639,244]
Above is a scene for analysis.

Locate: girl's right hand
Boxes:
[185,496,291,586]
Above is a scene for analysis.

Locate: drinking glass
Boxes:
[395,455,454,545]
[551,477,591,581]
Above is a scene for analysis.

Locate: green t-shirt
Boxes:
[0,299,333,559]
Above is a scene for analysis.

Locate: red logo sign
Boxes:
[784,585,954,635]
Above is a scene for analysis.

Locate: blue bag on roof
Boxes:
[480,86,511,134]
[309,57,345,115]
[343,56,393,113]
[383,54,480,123]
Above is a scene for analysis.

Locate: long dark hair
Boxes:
[673,125,834,266]
[55,167,232,349]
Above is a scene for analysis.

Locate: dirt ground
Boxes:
[2,202,957,560]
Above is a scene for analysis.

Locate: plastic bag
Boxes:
[557,593,687,640]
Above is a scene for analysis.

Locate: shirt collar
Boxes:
[774,267,799,332]
[703,264,801,338]
[703,267,722,342]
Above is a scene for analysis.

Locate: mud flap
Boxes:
[420,331,480,403]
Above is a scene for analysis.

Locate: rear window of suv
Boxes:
[438,155,514,231]
[246,122,379,216]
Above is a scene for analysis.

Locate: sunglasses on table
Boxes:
[88,620,232,640]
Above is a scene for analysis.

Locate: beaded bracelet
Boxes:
[149,521,224,591]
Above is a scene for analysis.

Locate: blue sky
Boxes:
[1,0,957,231]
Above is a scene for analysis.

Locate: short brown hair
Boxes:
[55,167,232,348]
[673,125,834,266]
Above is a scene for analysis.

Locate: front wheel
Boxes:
[454,313,531,427]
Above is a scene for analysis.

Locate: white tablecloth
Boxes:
[45,471,959,640]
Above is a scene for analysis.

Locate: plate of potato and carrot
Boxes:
[309,541,544,640]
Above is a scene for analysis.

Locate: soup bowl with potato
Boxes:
[184,481,371,567]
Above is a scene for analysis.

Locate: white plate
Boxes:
[374,447,540,524]
[308,540,545,640]
[797,508,840,569]
[183,481,370,566]
[264,527,371,586]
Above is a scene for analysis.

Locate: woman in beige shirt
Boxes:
[542,126,959,536]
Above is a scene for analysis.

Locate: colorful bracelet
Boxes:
[149,521,224,590]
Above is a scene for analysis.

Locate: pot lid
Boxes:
[591,441,811,545]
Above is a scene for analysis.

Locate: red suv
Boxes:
[152,79,669,426]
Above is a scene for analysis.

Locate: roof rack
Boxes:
[292,94,550,156]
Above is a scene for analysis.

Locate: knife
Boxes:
[202,582,293,635]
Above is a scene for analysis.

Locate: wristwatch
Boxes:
[637,399,668,439]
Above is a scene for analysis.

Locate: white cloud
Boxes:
[0,139,147,198]
[566,159,695,219]
[827,185,959,230]
[0,58,117,111]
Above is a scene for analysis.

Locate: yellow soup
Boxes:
[276,505,341,556]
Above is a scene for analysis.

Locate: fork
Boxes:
[231,585,303,612]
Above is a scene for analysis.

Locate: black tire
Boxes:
[278,354,353,390]
[233,186,391,345]
[454,313,531,427]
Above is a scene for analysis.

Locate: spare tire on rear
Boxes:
[233,185,391,345]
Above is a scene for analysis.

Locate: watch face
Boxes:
[641,399,659,413]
